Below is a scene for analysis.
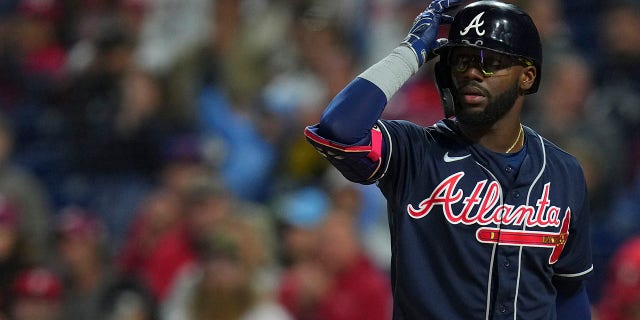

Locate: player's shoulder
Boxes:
[538,133,579,161]
[378,118,457,140]
[378,119,424,133]
[528,127,584,171]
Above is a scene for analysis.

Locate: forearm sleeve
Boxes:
[316,45,419,145]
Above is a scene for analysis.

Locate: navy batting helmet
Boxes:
[435,1,542,116]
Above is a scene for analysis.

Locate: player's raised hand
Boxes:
[402,0,461,66]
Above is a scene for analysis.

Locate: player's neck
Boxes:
[457,118,524,153]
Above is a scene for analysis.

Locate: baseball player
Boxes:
[304,1,593,319]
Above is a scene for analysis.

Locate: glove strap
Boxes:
[401,34,427,66]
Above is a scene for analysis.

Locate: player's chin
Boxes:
[456,99,487,114]
[454,108,493,127]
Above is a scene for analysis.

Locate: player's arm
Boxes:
[555,279,591,319]
[304,0,460,183]
[552,176,593,319]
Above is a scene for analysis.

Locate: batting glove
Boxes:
[402,0,461,66]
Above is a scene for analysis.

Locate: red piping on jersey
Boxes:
[367,126,383,162]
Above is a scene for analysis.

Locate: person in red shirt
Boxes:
[118,177,232,302]
[279,207,392,320]
[596,236,640,320]
[11,267,63,320]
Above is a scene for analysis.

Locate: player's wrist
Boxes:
[401,35,428,66]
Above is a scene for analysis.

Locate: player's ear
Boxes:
[519,66,536,92]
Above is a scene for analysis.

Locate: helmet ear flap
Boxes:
[435,60,456,118]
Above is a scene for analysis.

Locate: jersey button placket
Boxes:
[504,166,513,174]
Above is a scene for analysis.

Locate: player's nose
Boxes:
[460,65,485,81]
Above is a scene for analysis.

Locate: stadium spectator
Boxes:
[161,215,291,320]
[10,267,63,320]
[54,206,114,320]
[0,195,35,317]
[595,236,640,320]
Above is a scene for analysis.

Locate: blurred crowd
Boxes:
[0,0,638,319]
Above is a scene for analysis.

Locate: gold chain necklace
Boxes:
[505,124,523,153]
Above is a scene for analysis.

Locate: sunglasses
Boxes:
[447,48,533,77]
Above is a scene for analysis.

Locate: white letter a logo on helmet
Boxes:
[460,12,486,36]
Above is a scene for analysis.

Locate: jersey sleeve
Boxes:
[304,123,386,184]
[552,167,593,281]
[305,119,438,186]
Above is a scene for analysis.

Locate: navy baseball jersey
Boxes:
[305,118,593,319]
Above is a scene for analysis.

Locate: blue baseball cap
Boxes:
[279,187,329,229]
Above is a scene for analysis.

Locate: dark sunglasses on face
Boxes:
[447,48,533,77]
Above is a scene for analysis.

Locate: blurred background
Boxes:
[0,0,638,319]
